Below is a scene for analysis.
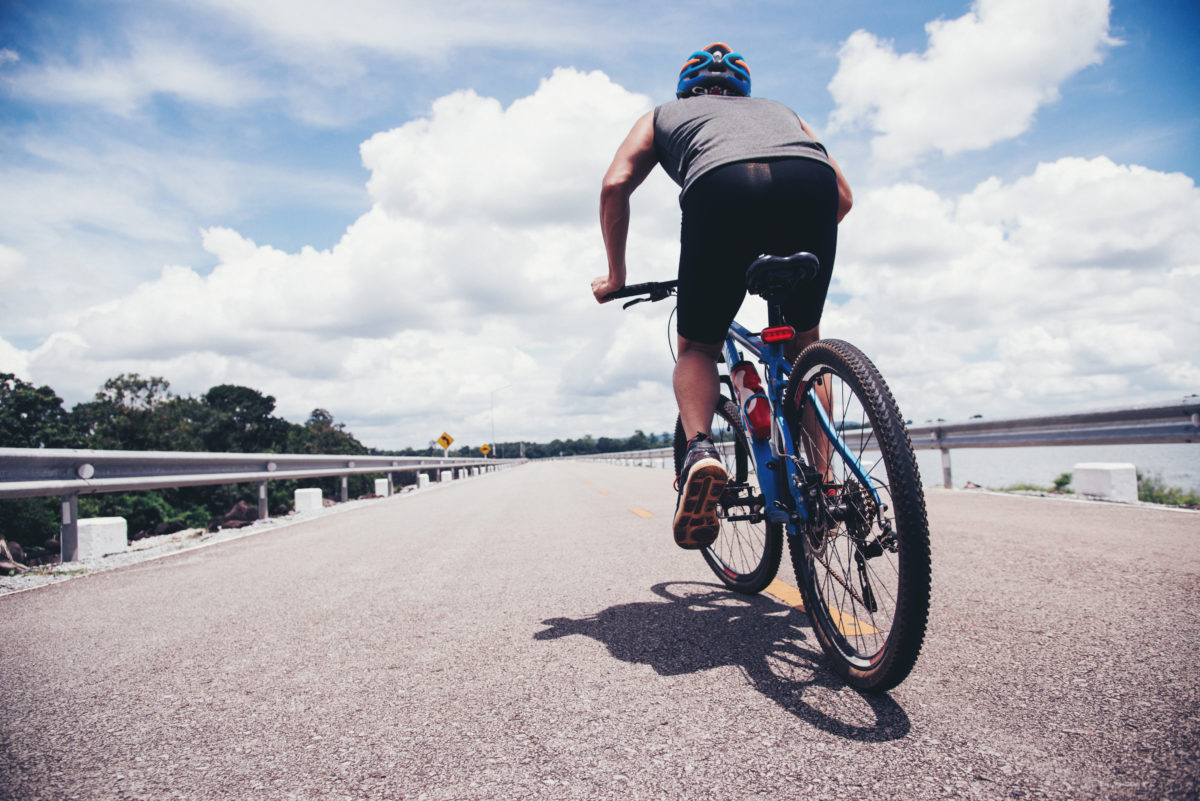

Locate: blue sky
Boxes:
[1,0,1197,450]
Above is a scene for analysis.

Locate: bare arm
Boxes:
[799,118,853,223]
[594,111,659,302]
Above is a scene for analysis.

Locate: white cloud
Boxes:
[187,0,597,57]
[960,157,1200,268]
[0,243,25,283]
[829,0,1119,168]
[0,136,366,337]
[0,335,31,380]
[830,156,1199,420]
[15,69,676,447]
[362,69,649,225]
[9,39,266,115]
[6,69,1197,450]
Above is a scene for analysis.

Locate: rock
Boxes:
[224,501,259,523]
[208,500,261,531]
[23,546,49,566]
[6,541,26,564]
[132,519,189,541]
[43,538,60,554]
[0,540,27,573]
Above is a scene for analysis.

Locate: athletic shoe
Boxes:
[673,433,728,549]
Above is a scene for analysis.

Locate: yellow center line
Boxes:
[766,579,805,611]
[767,578,880,635]
[829,607,881,636]
[630,508,654,518]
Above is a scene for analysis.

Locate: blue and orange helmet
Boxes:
[676,43,750,98]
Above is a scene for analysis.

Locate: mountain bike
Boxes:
[606,252,931,692]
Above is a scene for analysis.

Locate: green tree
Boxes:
[72,373,189,451]
[0,373,75,448]
[200,384,291,453]
[627,429,651,450]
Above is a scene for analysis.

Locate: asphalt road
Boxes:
[2,461,1197,800]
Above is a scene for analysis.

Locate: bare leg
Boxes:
[788,325,834,481]
[674,336,723,439]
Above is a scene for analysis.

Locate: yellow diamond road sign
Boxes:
[480,444,491,455]
[437,432,454,449]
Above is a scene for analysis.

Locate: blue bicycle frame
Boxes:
[721,320,881,537]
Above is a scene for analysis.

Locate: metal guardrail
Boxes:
[0,448,519,562]
[573,399,1200,488]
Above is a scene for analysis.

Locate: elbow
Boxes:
[837,187,853,222]
[601,171,634,202]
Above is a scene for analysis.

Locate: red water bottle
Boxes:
[731,360,771,440]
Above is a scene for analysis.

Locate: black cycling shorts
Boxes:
[675,158,839,344]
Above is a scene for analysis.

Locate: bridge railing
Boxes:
[573,399,1200,488]
[0,448,519,561]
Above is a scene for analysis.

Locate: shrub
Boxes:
[1137,472,1200,507]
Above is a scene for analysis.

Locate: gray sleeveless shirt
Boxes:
[653,95,832,198]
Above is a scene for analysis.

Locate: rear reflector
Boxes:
[761,326,796,343]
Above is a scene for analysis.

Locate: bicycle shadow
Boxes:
[535,581,910,742]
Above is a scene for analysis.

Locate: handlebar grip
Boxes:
[604,280,678,301]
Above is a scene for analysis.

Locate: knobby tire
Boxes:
[783,339,932,692]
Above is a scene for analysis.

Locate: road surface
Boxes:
[2,461,1197,800]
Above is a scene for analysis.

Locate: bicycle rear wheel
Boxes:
[783,339,931,692]
[674,397,783,595]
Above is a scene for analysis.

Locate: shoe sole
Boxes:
[673,458,728,550]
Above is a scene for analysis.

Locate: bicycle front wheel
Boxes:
[674,397,783,595]
[783,339,931,692]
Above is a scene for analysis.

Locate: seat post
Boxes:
[767,300,785,328]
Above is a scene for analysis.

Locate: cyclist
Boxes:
[593,43,853,550]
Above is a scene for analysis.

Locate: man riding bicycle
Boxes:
[593,43,854,550]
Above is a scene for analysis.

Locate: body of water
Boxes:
[909,442,1200,492]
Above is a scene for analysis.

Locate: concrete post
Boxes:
[295,488,323,512]
[941,449,952,489]
[77,517,127,560]
[340,476,349,503]
[258,481,269,519]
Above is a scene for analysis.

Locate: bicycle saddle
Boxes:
[745,252,821,300]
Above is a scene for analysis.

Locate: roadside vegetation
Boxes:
[996,470,1199,509]
[1,372,673,552]
[1137,471,1200,507]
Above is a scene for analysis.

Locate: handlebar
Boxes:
[604,280,678,309]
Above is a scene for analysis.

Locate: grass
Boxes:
[994,470,1200,508]
[995,472,1075,494]
[1138,471,1200,507]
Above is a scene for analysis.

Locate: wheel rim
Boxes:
[704,409,770,581]
[796,367,902,668]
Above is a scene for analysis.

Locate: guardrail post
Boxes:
[340,476,349,503]
[258,481,269,520]
[60,494,79,563]
[940,449,952,489]
[388,473,395,495]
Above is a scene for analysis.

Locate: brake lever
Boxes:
[622,297,649,310]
